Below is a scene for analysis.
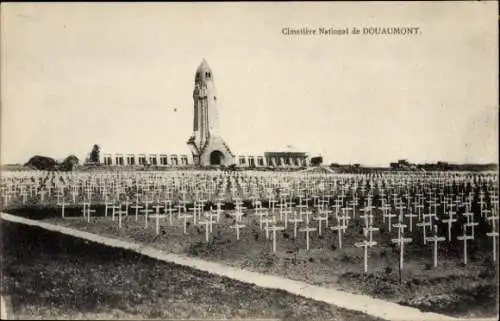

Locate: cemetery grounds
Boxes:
[1,169,499,319]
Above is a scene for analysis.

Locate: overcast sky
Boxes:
[1,2,498,166]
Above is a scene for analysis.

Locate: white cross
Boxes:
[462,211,478,239]
[486,215,498,261]
[179,213,192,235]
[205,211,217,233]
[140,205,153,228]
[255,207,268,230]
[104,201,114,218]
[116,208,127,229]
[331,199,342,218]
[85,204,96,223]
[176,203,186,219]
[363,225,379,246]
[151,204,165,235]
[268,199,278,215]
[165,204,175,226]
[81,202,88,217]
[313,210,328,236]
[415,203,424,220]
[457,225,473,265]
[416,213,433,244]
[38,189,47,203]
[355,240,377,273]
[189,204,201,225]
[442,211,457,241]
[110,204,120,222]
[384,212,397,230]
[396,204,406,222]
[405,212,418,232]
[57,199,66,218]
[289,212,303,239]
[20,189,28,205]
[391,224,412,270]
[261,217,274,239]
[130,203,142,221]
[349,199,358,219]
[266,222,285,253]
[426,225,445,267]
[230,220,245,241]
[330,217,347,249]
[343,207,353,224]
[393,223,407,240]
[300,212,316,251]
[359,207,373,229]
[380,204,391,223]
[198,217,212,242]
[282,208,292,229]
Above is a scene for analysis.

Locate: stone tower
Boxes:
[187,59,234,166]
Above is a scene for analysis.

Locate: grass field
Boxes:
[1,221,384,321]
[5,204,496,319]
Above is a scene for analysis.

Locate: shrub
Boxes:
[24,155,57,171]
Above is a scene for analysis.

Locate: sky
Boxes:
[1,2,498,166]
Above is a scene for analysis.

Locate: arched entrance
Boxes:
[210,150,225,165]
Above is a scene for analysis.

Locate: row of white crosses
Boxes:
[2,170,497,207]
[1,171,498,265]
[351,184,498,271]
[2,173,497,222]
[2,171,492,211]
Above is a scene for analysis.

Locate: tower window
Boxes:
[205,72,211,78]
[214,96,217,101]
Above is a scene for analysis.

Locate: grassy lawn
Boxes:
[1,221,382,321]
[12,204,495,319]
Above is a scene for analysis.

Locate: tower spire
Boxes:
[187,60,233,166]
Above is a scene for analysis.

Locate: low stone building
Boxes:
[99,151,308,168]
[100,153,192,167]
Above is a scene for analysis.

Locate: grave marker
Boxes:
[267,222,285,253]
[355,240,377,273]
[391,224,412,270]
[457,225,473,265]
[300,212,317,251]
[426,225,445,267]
[486,215,498,261]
